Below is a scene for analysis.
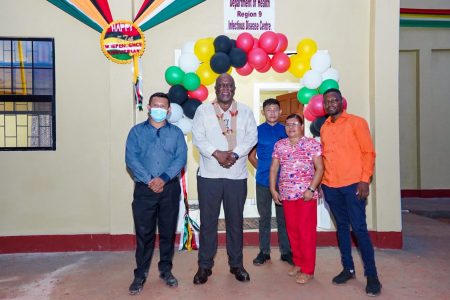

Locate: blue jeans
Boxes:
[256,184,291,255]
[322,183,377,277]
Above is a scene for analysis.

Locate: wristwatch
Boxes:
[307,186,315,193]
[232,152,239,160]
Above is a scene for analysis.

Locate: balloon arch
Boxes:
[163,31,342,136]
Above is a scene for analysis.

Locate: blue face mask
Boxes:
[150,107,168,122]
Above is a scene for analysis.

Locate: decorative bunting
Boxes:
[47,0,206,33]
[400,8,450,28]
[47,0,104,32]
[133,0,156,23]
[138,0,205,31]
[90,0,114,24]
[45,0,205,110]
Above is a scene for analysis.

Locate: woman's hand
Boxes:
[271,190,282,205]
[303,189,314,201]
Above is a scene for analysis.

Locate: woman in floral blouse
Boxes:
[269,113,324,284]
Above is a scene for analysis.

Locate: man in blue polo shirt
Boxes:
[249,98,292,266]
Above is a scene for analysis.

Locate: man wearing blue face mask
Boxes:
[125,92,188,295]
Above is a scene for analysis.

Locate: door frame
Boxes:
[252,82,301,121]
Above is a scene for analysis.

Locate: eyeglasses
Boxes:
[285,122,302,127]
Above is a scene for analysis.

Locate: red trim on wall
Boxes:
[400,8,450,15]
[0,231,402,254]
[401,189,450,198]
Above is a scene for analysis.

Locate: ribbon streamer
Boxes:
[178,167,200,251]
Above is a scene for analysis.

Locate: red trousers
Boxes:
[282,199,317,275]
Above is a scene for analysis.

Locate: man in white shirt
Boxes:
[192,73,257,284]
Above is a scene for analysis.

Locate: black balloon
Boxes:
[168,84,188,105]
[230,39,237,49]
[182,98,202,119]
[210,52,231,74]
[309,122,320,137]
[214,35,232,53]
[313,115,328,133]
[229,47,247,68]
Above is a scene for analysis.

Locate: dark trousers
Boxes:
[322,183,378,277]
[132,180,180,279]
[197,176,247,269]
[256,184,291,255]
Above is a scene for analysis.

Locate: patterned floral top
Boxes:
[272,136,322,201]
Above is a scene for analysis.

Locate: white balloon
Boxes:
[311,50,331,73]
[303,70,322,89]
[181,41,195,54]
[321,67,340,82]
[299,78,305,89]
[168,103,183,123]
[175,116,193,135]
[178,53,200,73]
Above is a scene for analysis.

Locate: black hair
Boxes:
[323,88,342,99]
[286,113,304,125]
[262,98,280,109]
[149,92,170,106]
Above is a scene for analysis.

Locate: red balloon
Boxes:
[274,33,288,53]
[252,37,259,49]
[248,48,269,69]
[303,107,316,122]
[271,52,290,73]
[258,31,278,54]
[308,94,326,117]
[343,97,348,110]
[236,62,254,76]
[236,32,254,53]
[256,58,271,73]
[188,84,208,101]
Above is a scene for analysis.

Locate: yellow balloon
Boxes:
[194,38,215,62]
[196,62,218,86]
[296,38,317,58]
[289,55,311,78]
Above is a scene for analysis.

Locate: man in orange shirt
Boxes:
[320,89,381,297]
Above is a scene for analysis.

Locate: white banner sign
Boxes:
[224,0,275,34]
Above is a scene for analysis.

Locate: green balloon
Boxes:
[165,66,185,85]
[319,79,339,94]
[297,87,319,104]
[183,72,201,91]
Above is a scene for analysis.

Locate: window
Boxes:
[0,38,55,150]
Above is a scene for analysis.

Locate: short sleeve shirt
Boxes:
[272,136,322,201]
[255,122,287,187]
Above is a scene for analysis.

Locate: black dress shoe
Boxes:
[128,277,146,295]
[253,252,271,266]
[193,268,212,285]
[160,271,178,287]
[230,267,250,282]
[280,252,294,266]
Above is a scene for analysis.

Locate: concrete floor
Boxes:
[1,209,449,299]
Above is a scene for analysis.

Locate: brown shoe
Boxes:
[288,266,301,276]
[296,272,313,284]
